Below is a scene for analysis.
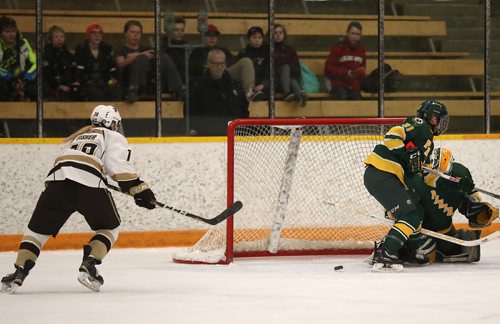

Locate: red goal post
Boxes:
[173,117,405,264]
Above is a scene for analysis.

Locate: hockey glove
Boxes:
[129,182,156,210]
[438,176,475,194]
[401,148,422,176]
[0,68,13,81]
[459,199,499,228]
[23,70,37,81]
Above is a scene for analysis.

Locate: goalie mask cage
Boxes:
[173,118,405,264]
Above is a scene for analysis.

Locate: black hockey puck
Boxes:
[334,265,344,271]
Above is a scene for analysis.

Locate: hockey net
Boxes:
[173,118,405,264]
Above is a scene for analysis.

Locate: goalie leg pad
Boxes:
[437,229,481,263]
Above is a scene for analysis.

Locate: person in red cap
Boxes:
[324,21,366,100]
[188,23,257,101]
[73,23,121,101]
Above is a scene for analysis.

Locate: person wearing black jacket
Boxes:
[237,26,269,100]
[190,48,249,136]
[161,16,188,82]
[188,24,256,100]
[42,25,78,101]
[73,23,121,101]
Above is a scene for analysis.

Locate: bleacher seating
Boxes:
[0,8,495,129]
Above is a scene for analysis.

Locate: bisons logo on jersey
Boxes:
[430,190,454,216]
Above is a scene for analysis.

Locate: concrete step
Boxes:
[438,16,484,29]
[442,40,484,52]
[401,3,483,17]
[447,28,484,40]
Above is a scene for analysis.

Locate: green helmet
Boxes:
[417,100,449,135]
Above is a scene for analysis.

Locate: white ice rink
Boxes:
[1,241,500,324]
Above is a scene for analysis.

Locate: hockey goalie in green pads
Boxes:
[402,146,499,264]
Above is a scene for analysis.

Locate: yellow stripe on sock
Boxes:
[393,222,415,239]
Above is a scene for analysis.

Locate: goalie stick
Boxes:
[106,184,243,225]
[323,200,500,247]
[371,215,500,247]
[423,166,500,200]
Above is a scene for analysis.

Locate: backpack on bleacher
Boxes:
[362,63,403,93]
[299,60,320,93]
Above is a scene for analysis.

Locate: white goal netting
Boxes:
[174,118,403,264]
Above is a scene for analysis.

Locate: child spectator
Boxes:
[73,23,121,101]
[114,20,184,102]
[272,24,307,107]
[189,24,257,101]
[42,25,78,101]
[324,21,366,100]
[0,15,37,101]
[237,26,269,100]
[190,48,249,136]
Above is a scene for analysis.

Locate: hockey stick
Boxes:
[322,200,500,247]
[423,166,500,200]
[370,215,500,247]
[107,184,243,225]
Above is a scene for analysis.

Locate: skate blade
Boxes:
[371,262,404,273]
[1,282,19,294]
[78,272,101,292]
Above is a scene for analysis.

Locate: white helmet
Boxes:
[90,105,122,130]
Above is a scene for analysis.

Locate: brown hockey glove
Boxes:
[129,182,156,210]
[459,196,499,228]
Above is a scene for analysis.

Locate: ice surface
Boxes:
[1,241,500,324]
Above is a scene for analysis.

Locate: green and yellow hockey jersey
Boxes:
[364,116,434,186]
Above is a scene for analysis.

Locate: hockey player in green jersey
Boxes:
[364,100,450,271]
[402,147,498,264]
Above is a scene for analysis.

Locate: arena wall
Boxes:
[0,135,499,251]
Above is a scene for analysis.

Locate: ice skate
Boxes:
[398,244,429,267]
[78,245,104,292]
[371,242,404,272]
[1,260,35,294]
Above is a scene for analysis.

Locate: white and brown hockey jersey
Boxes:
[46,127,139,188]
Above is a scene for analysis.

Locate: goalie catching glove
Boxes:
[459,196,499,228]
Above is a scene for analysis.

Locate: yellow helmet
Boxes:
[431,146,454,174]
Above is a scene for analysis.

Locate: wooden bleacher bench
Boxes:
[1,99,499,121]
[2,10,446,37]
[0,101,184,120]
[304,58,484,76]
[299,51,471,59]
[249,99,500,118]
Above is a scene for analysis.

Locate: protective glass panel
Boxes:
[389,0,486,134]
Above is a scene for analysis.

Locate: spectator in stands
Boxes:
[324,21,366,100]
[272,24,307,107]
[114,20,184,102]
[189,24,257,100]
[73,23,121,101]
[0,15,37,101]
[237,26,269,101]
[42,25,78,101]
[161,16,188,82]
[190,48,249,136]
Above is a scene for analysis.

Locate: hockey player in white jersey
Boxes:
[1,105,156,293]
